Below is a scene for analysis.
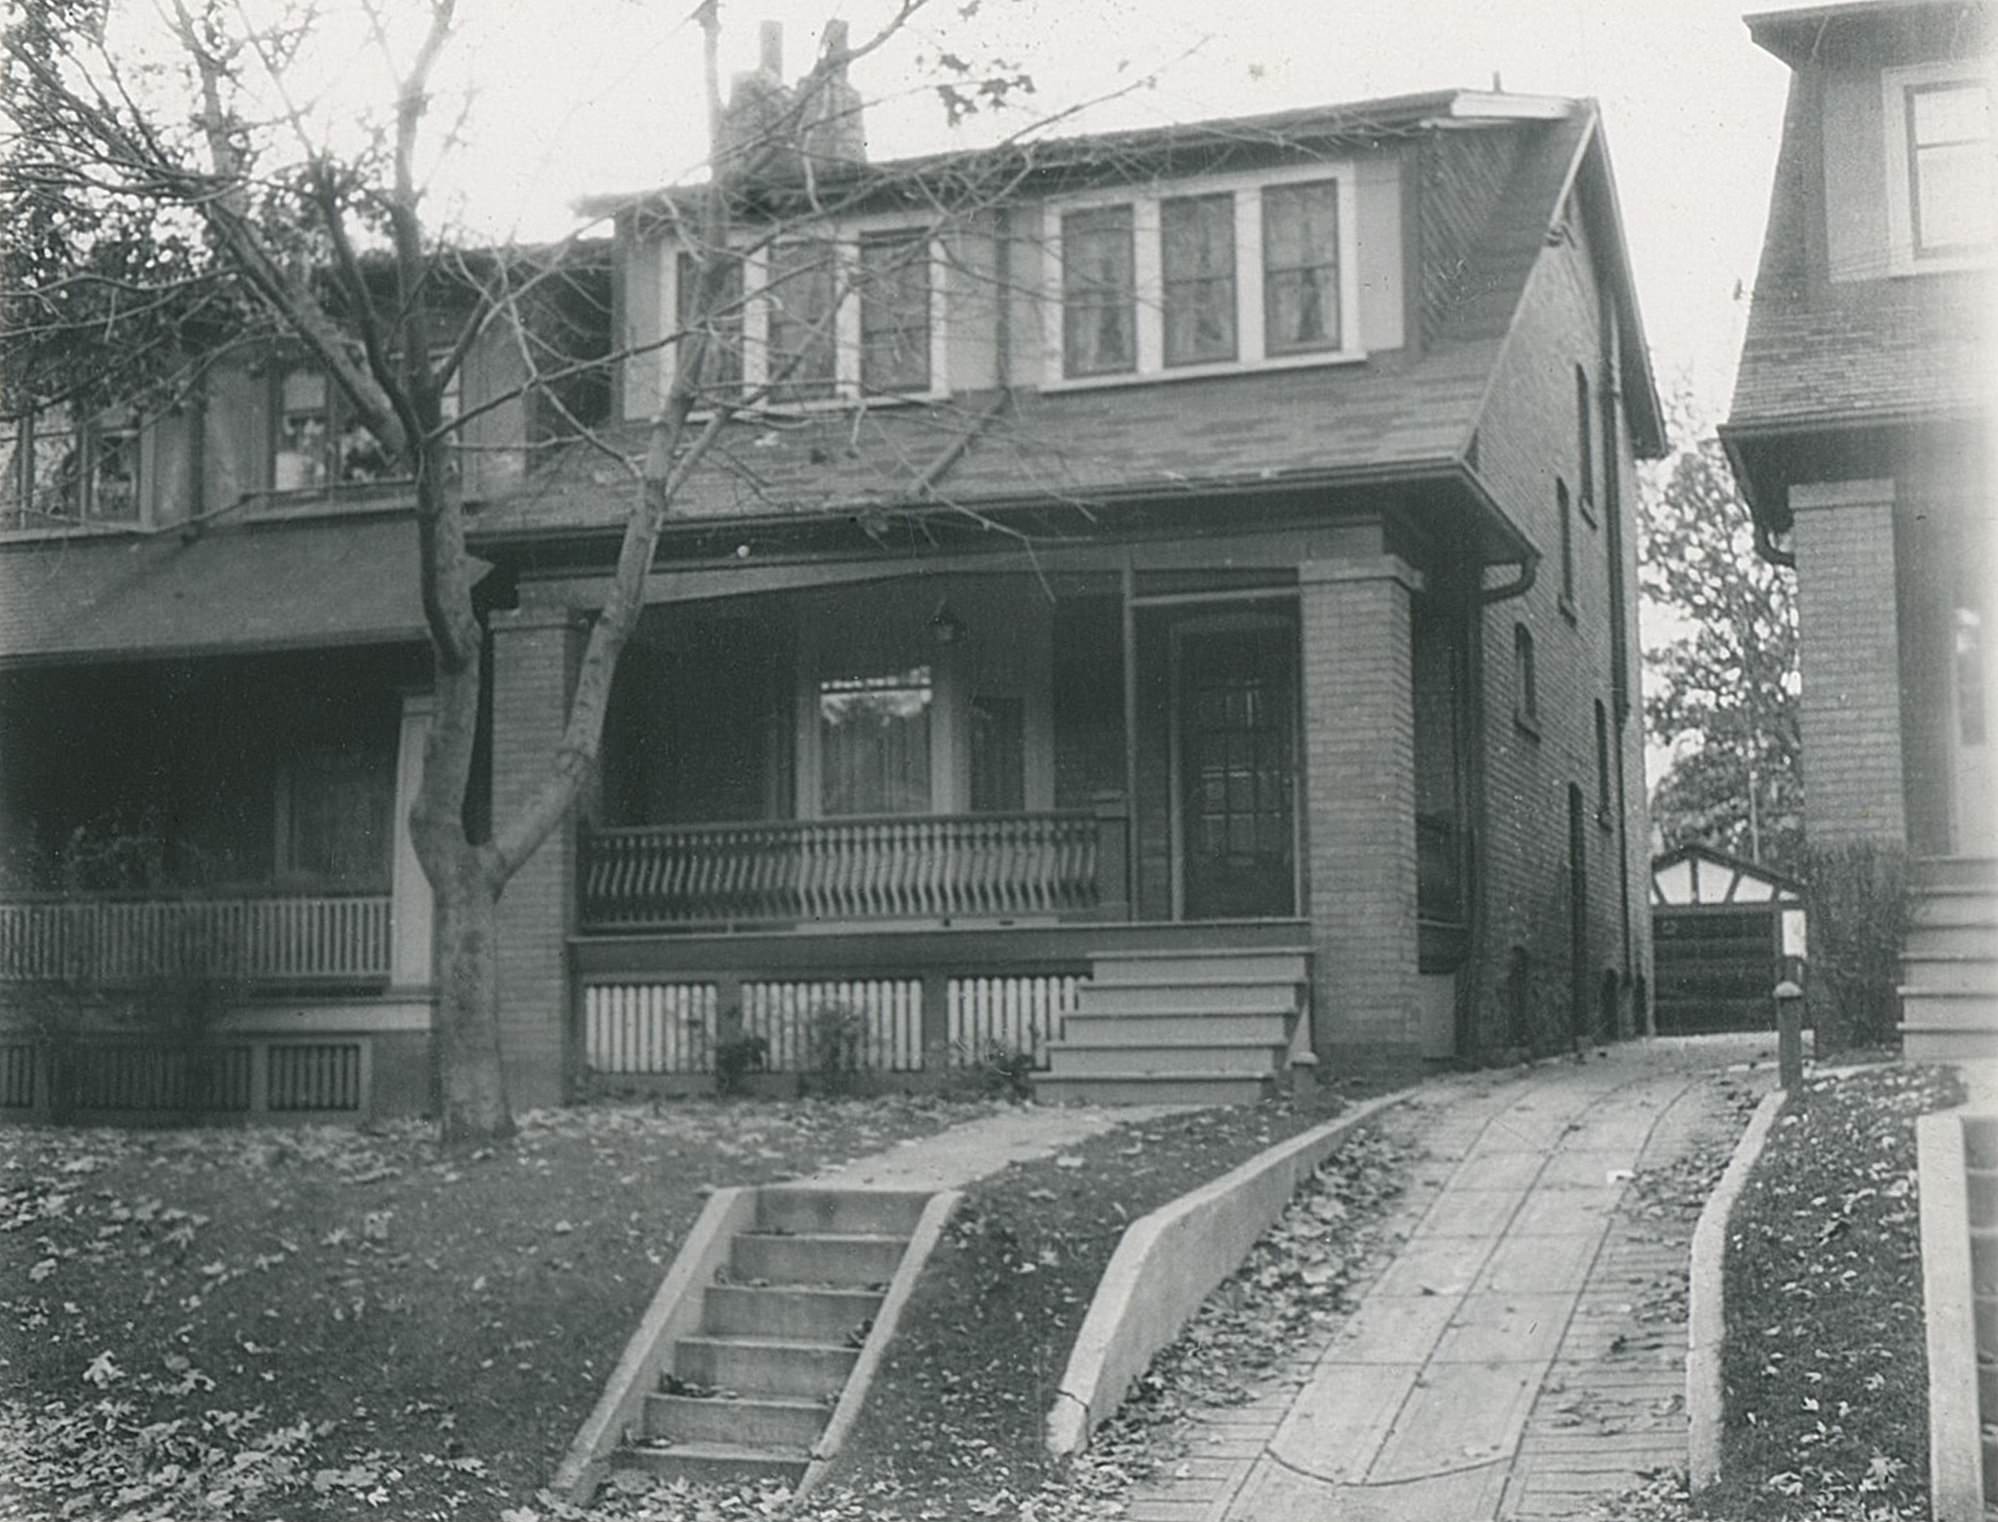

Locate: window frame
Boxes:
[1513,624,1540,737]
[1882,61,1992,275]
[1575,364,1597,523]
[1556,476,1577,620]
[268,355,461,497]
[0,406,145,533]
[1038,161,1366,391]
[653,212,950,417]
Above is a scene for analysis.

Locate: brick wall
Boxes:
[1790,481,1909,845]
[489,606,583,1109]
[1300,557,1423,1062]
[1467,195,1651,1051]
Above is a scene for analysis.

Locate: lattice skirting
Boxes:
[0,1036,374,1118]
[583,974,1085,1076]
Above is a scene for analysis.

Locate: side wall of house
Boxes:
[1469,197,1650,1052]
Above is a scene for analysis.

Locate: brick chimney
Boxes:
[799,20,868,168]
[716,20,794,172]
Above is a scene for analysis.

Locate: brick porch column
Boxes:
[489,605,584,1110]
[1791,480,1907,847]
[1299,556,1424,1072]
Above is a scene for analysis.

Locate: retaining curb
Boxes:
[1917,1107,1987,1521]
[1044,1090,1405,1458]
[1687,1087,1786,1491]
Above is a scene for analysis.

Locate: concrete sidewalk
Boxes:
[1127,1036,1776,1522]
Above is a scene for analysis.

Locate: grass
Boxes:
[0,1095,998,1521]
[789,1082,1370,1519]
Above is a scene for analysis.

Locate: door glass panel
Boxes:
[1180,625,1294,919]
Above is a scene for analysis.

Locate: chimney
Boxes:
[718,20,795,173]
[799,19,868,168]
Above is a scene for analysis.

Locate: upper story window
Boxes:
[0,407,142,531]
[1556,477,1576,613]
[1884,63,1992,273]
[1575,365,1595,514]
[272,359,459,494]
[657,220,946,414]
[1041,163,1364,389]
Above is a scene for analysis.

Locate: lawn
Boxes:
[1585,1060,1969,1522]
[0,1096,998,1521]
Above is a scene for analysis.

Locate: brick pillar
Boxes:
[489,605,584,1110]
[1299,556,1424,1072]
[1791,480,1907,846]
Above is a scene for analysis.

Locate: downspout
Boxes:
[1600,297,1639,1029]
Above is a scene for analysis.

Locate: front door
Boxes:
[1176,620,1297,919]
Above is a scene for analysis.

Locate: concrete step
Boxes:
[1078,981,1300,1016]
[1087,949,1309,984]
[675,1335,858,1399]
[703,1284,881,1342]
[754,1188,931,1238]
[643,1391,830,1448]
[1900,954,1998,995]
[1047,1040,1285,1078]
[1901,1025,1998,1063]
[618,1440,809,1486]
[1058,1012,1290,1046]
[1916,857,1998,892]
[730,1232,906,1288]
[1031,1071,1272,1106]
[1906,917,1998,957]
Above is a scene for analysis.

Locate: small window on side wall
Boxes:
[1557,478,1576,612]
[1575,365,1594,513]
[1514,624,1538,733]
[1594,699,1612,818]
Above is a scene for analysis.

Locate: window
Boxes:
[273,360,459,493]
[675,249,744,398]
[1575,365,1595,512]
[1513,624,1538,731]
[1594,700,1612,819]
[818,665,933,816]
[1061,205,1137,377]
[1161,193,1236,366]
[766,239,838,401]
[277,741,395,889]
[1043,165,1362,387]
[859,231,931,394]
[0,407,142,529]
[1885,64,1992,271]
[1557,478,1576,612]
[1262,180,1340,355]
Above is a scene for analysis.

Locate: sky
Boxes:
[420,0,1794,421]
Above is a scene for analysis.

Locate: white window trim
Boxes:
[657,211,951,414]
[1882,60,1993,276]
[1037,161,1366,392]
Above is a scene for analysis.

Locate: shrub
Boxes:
[712,1027,768,1096]
[1797,839,1912,1053]
[805,1001,869,1095]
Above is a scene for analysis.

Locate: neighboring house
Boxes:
[1720,0,1994,1059]
[469,60,1665,1108]
[0,253,610,1120]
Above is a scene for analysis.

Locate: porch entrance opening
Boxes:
[1174,619,1297,920]
[1950,560,1996,853]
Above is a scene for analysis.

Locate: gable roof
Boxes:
[482,92,1663,552]
[0,513,438,668]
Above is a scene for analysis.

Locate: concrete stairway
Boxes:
[1032,946,1309,1105]
[1901,857,1998,1063]
[618,1187,931,1485]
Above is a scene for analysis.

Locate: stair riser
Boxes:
[1906,919,1998,956]
[643,1393,828,1448]
[704,1285,881,1342]
[1079,983,1298,1015]
[1902,1029,1998,1064]
[1090,953,1307,983]
[619,1447,807,1486]
[1060,1013,1289,1045]
[1049,1044,1284,1078]
[755,1189,931,1237]
[1914,858,1998,891]
[1971,1230,1998,1298]
[732,1234,906,1288]
[676,1339,857,1399]
[1896,990,1998,1030]
[1899,959,1998,995]
[1032,1074,1271,1105]
[1968,1170,1997,1230]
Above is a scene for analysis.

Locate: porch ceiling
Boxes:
[0,513,448,668]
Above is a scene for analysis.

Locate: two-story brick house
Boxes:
[468,69,1665,1108]
[1721,0,1993,1060]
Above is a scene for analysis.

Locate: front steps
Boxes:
[616,1187,932,1486]
[1902,859,1998,1063]
[1033,947,1308,1105]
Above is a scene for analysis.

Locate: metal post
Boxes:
[1774,979,1804,1090]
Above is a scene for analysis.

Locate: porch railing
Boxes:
[0,893,394,986]
[581,809,1120,930]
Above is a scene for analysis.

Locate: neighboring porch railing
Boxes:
[581,807,1126,930]
[0,893,394,986]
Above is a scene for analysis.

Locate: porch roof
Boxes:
[0,512,438,668]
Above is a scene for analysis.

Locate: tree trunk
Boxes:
[432,852,513,1144]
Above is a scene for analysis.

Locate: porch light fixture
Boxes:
[928,599,967,646]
